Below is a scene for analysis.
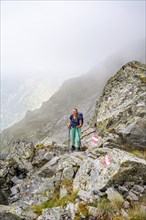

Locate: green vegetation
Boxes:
[95,197,146,220]
[130,149,146,160]
[32,179,78,216]
[74,214,81,220]
[97,198,116,219]
[31,178,146,219]
[61,178,73,190]
[120,145,146,160]
[32,191,146,219]
[111,195,124,209]
[128,205,146,220]
[32,190,78,215]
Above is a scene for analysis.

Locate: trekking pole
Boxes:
[68,127,71,148]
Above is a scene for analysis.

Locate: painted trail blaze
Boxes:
[91,134,100,145]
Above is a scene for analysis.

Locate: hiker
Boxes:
[68,108,83,151]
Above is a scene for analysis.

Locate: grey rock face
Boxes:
[73,147,146,192]
[92,61,146,149]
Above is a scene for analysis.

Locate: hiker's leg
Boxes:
[71,127,76,147]
[76,128,81,149]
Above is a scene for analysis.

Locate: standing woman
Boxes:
[68,108,82,151]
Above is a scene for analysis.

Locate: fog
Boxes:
[1,1,145,131]
[1,0,145,83]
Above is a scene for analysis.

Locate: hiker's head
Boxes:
[72,108,78,115]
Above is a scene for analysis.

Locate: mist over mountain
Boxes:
[1,76,58,131]
[1,39,145,132]
[0,40,145,152]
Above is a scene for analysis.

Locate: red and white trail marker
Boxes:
[101,154,113,168]
[91,134,99,145]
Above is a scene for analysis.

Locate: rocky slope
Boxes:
[0,130,146,219]
[0,61,146,220]
[90,61,146,150]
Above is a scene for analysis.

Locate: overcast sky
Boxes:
[1,0,145,82]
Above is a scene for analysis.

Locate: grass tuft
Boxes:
[78,202,89,217]
[97,198,116,220]
[128,206,146,220]
[111,195,124,209]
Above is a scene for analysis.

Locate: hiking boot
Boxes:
[71,145,75,152]
[76,148,81,151]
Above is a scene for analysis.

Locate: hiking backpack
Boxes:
[70,112,84,126]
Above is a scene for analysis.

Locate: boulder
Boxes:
[73,147,146,192]
[78,189,99,203]
[127,191,139,201]
[132,184,144,193]
[7,141,35,172]
[105,187,124,202]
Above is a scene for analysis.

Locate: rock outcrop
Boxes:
[91,61,146,149]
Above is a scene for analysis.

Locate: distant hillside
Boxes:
[1,76,57,131]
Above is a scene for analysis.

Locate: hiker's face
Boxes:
[72,109,77,115]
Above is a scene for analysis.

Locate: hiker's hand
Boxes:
[68,123,71,128]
